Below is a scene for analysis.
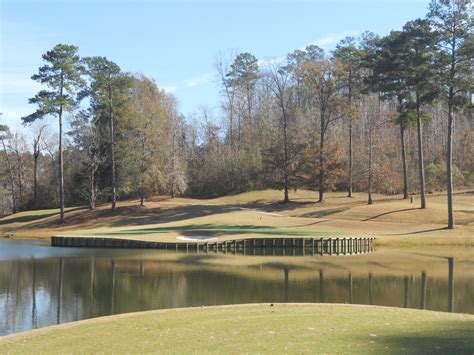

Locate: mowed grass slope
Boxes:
[1,189,473,246]
[2,304,474,354]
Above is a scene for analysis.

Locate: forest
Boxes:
[0,0,472,230]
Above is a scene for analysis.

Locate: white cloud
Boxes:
[258,56,285,68]
[0,72,42,95]
[163,71,214,93]
[162,85,178,93]
[0,106,33,128]
[183,72,213,88]
[306,31,358,50]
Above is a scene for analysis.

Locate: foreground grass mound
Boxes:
[2,304,473,353]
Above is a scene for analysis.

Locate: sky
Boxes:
[1,0,432,130]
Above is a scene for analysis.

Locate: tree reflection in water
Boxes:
[0,245,472,336]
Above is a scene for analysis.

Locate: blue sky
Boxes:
[1,0,431,130]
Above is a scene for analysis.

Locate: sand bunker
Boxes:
[176,236,218,242]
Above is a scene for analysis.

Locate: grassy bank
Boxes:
[1,189,473,247]
[1,304,473,353]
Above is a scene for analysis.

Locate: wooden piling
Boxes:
[50,235,374,255]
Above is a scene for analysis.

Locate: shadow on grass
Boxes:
[363,208,419,221]
[243,200,311,212]
[15,206,92,229]
[0,207,90,226]
[108,204,241,228]
[389,227,448,236]
[72,201,325,230]
[296,207,350,219]
[375,319,474,354]
[92,224,333,237]
[0,212,60,225]
[455,210,474,214]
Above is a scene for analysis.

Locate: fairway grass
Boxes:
[1,189,473,246]
[1,304,473,353]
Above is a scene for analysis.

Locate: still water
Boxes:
[1,239,473,336]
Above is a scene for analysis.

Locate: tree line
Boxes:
[1,0,472,229]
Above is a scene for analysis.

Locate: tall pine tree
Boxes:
[429,0,473,228]
[23,44,85,223]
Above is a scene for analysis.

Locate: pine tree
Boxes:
[23,44,85,223]
[429,0,473,228]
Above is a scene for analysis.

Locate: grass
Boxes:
[91,224,336,237]
[1,304,473,353]
[1,189,473,247]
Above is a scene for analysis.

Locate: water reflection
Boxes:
[0,242,473,336]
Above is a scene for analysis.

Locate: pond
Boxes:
[1,238,473,336]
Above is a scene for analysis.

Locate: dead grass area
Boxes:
[1,189,473,247]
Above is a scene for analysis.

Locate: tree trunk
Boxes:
[447,104,454,229]
[90,165,95,210]
[171,130,176,199]
[282,103,290,203]
[400,122,409,199]
[139,134,146,207]
[109,73,117,211]
[318,123,325,203]
[33,151,39,208]
[348,119,353,197]
[347,76,353,198]
[416,104,427,209]
[58,75,65,224]
[1,137,16,213]
[368,129,373,205]
[229,101,234,152]
[246,84,253,149]
[446,32,456,230]
[17,159,23,211]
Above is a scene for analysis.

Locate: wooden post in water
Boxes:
[284,268,289,302]
[420,271,427,310]
[404,275,409,308]
[90,256,95,318]
[368,273,373,305]
[7,261,15,302]
[319,270,325,303]
[31,258,37,329]
[57,258,64,325]
[14,261,21,330]
[111,258,116,315]
[348,273,353,304]
[448,257,454,312]
[140,260,145,311]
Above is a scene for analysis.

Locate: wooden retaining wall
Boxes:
[51,236,375,255]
